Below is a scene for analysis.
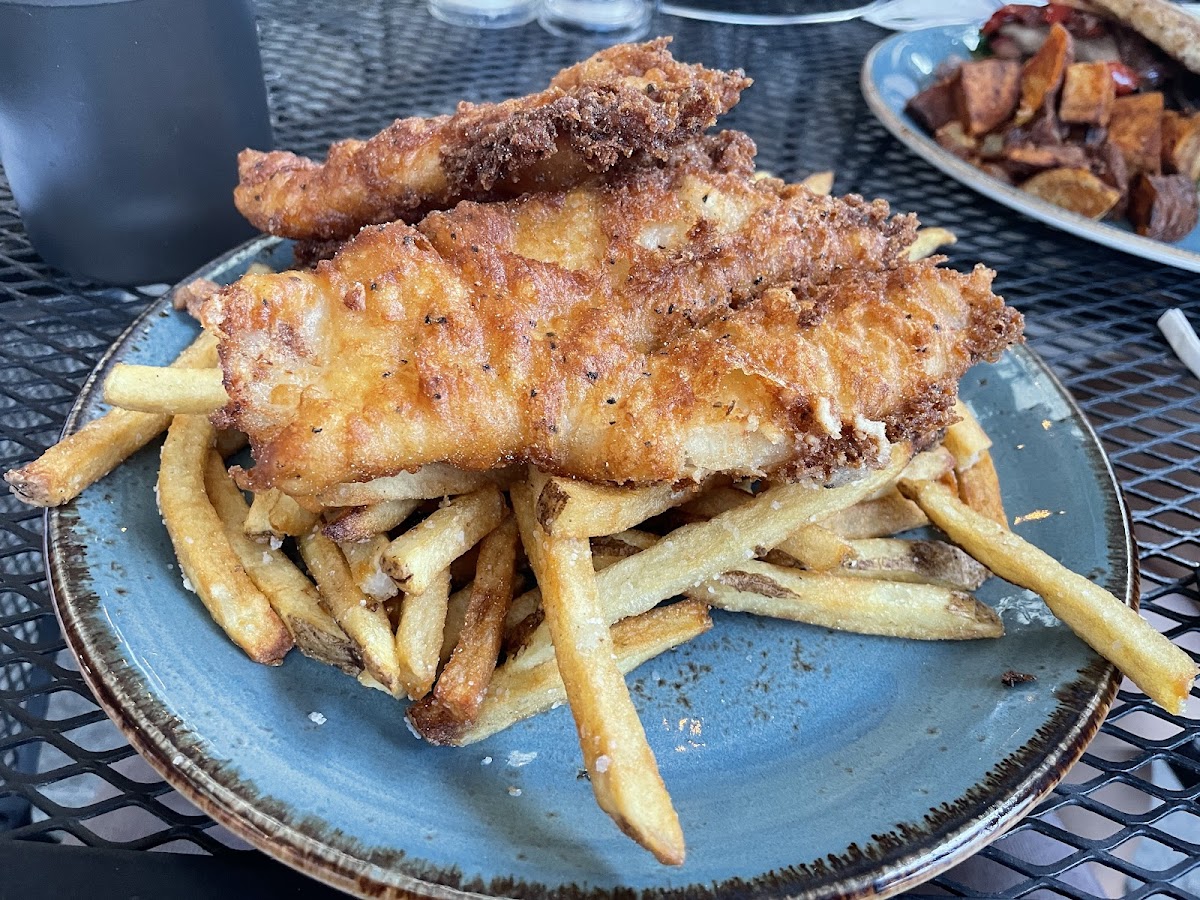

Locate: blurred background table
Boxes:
[2,1,1199,897]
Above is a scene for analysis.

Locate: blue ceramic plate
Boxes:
[861,25,1200,273]
[48,237,1129,899]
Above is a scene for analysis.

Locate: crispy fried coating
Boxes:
[205,134,1023,496]
[234,39,751,242]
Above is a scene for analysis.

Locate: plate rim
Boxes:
[860,25,1200,274]
[44,236,1130,900]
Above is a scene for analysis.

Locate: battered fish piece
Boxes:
[205,137,1022,496]
[235,39,751,242]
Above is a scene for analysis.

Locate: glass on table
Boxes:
[538,0,653,41]
[427,0,540,28]
[0,0,273,286]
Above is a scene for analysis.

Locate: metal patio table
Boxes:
[2,2,1199,897]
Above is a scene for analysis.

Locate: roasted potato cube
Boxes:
[1108,92,1164,176]
[1059,62,1115,126]
[1128,173,1200,242]
[1016,23,1073,126]
[1162,110,1200,183]
[1021,167,1121,219]
[906,73,961,132]
[935,120,978,160]
[956,59,1022,136]
[1003,143,1089,177]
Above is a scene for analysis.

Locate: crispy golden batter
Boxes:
[205,135,1023,496]
[234,39,751,242]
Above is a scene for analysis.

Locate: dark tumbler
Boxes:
[0,0,273,285]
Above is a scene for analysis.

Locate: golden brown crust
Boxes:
[205,148,1021,495]
[234,38,751,242]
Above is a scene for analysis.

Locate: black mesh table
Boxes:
[3,3,1200,897]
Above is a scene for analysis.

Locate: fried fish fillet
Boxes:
[205,134,1023,497]
[234,39,751,242]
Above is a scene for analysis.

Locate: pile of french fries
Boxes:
[6,222,1196,867]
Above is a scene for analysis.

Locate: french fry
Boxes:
[269,491,320,536]
[513,479,685,866]
[407,517,519,736]
[512,450,911,671]
[427,600,712,747]
[799,170,835,195]
[676,485,753,521]
[5,331,217,507]
[958,453,1008,528]
[591,529,659,568]
[775,524,857,571]
[338,534,398,600]
[299,531,403,696]
[214,429,249,458]
[898,477,1199,714]
[103,365,228,415]
[943,400,992,469]
[528,469,699,537]
[244,489,280,537]
[823,488,929,538]
[394,567,451,700]
[838,538,990,590]
[690,560,1002,640]
[907,227,958,261]
[440,584,474,667]
[158,414,292,665]
[244,488,320,539]
[382,484,506,594]
[204,453,361,674]
[317,463,497,507]
[322,499,420,543]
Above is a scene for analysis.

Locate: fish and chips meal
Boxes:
[906,0,1200,240]
[7,39,1196,866]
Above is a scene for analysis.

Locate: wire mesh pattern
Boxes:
[1,2,1199,896]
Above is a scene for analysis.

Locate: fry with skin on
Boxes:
[690,560,1002,640]
[407,517,518,737]
[394,567,451,699]
[299,531,403,695]
[898,475,1199,714]
[158,414,292,665]
[382,484,506,593]
[103,365,228,415]
[204,454,361,673]
[323,499,420,543]
[838,538,990,591]
[512,479,685,866]
[5,331,217,507]
[590,529,659,568]
[317,463,497,507]
[424,600,712,747]
[528,468,700,537]
[511,449,910,671]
